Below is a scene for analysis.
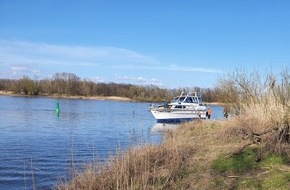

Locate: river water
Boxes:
[0,96,223,190]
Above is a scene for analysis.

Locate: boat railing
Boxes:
[149,92,203,111]
[175,91,184,103]
[186,92,197,97]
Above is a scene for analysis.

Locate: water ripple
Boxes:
[0,96,163,190]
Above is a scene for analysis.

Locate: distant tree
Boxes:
[0,72,220,103]
[0,79,13,91]
[13,76,40,95]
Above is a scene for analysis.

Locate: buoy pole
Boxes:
[56,102,60,116]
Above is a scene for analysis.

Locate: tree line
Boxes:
[0,72,219,102]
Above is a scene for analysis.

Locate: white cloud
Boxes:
[11,66,29,73]
[0,39,162,79]
[10,66,40,75]
[0,39,221,74]
[0,39,158,67]
[163,65,222,73]
[112,64,222,74]
[91,76,106,83]
[0,39,221,87]
[115,74,163,86]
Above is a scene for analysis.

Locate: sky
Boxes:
[0,0,289,88]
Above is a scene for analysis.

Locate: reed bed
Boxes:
[217,68,290,154]
[55,128,197,190]
[56,117,290,189]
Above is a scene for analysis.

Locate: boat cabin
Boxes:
[170,92,203,105]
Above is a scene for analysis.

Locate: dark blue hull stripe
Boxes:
[156,118,205,123]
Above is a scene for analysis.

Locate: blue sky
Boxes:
[0,0,289,88]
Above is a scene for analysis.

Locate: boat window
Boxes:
[175,105,183,108]
[185,97,193,103]
[171,97,179,103]
[192,97,198,103]
[171,97,185,103]
[179,97,185,102]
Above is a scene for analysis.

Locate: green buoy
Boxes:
[56,102,60,116]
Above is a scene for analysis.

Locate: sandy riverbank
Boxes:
[0,91,133,102]
[0,91,227,104]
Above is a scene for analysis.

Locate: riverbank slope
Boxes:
[56,118,290,190]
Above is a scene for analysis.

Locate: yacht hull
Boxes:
[150,109,207,123]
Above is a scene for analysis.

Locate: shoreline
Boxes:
[0,90,134,102]
[0,91,226,105]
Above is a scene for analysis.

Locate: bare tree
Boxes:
[217,67,289,155]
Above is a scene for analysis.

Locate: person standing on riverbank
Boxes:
[223,107,228,119]
[207,107,212,119]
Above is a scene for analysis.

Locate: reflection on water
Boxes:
[151,123,180,132]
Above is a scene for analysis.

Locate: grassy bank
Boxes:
[55,119,290,190]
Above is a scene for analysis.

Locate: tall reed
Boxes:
[216,67,289,153]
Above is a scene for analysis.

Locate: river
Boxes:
[0,95,223,190]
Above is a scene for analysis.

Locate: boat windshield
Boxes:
[185,96,200,103]
[192,97,199,103]
[184,97,193,103]
[171,97,185,103]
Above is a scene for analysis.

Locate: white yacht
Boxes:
[149,92,207,123]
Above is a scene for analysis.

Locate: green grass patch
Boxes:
[260,153,289,166]
[262,171,290,190]
[212,149,290,189]
[238,178,263,190]
[211,147,259,173]
[236,170,290,190]
[212,148,290,174]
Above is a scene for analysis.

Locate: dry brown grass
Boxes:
[55,113,290,190]
[55,119,245,190]
[55,125,198,189]
[217,68,290,153]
